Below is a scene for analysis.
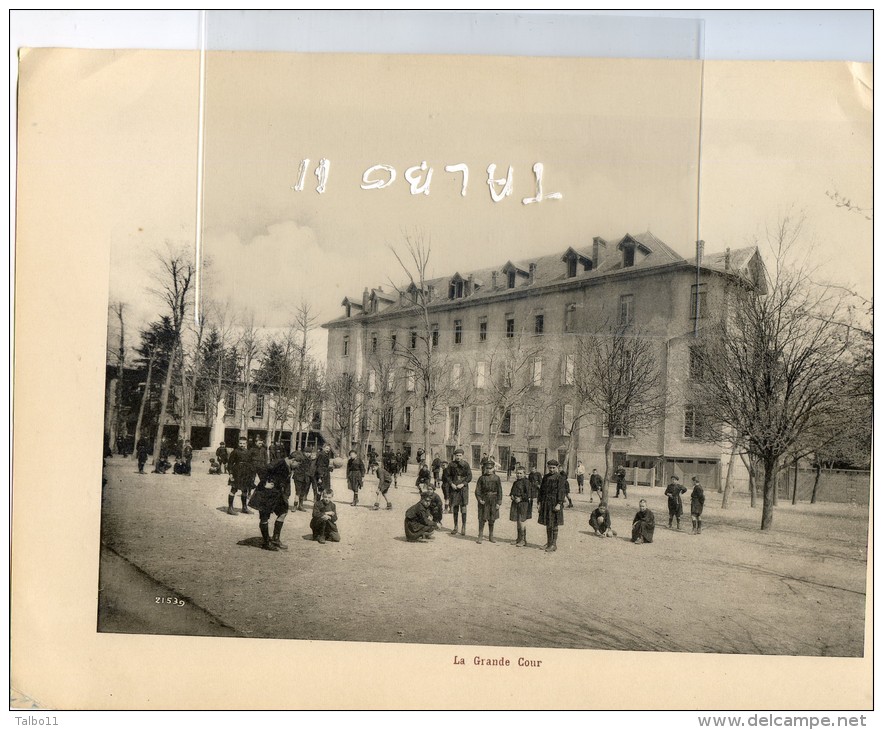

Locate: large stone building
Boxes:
[323,232,765,487]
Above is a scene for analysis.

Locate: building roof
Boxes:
[323,233,764,326]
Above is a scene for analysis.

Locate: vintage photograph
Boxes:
[12,11,873,712]
[92,49,872,657]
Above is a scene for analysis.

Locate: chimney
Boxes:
[492,271,498,289]
[724,247,731,271]
[362,287,369,311]
[592,236,607,268]
[528,263,537,285]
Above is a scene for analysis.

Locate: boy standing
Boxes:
[247,452,295,551]
[664,475,687,530]
[537,460,568,552]
[589,468,603,502]
[690,476,705,534]
[445,448,472,536]
[509,465,533,547]
[475,460,503,544]
[373,463,393,510]
[576,460,585,494]
[346,449,365,506]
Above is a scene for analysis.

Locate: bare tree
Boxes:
[324,365,361,453]
[387,232,457,457]
[106,301,126,453]
[234,315,263,435]
[149,247,194,467]
[694,217,855,530]
[570,323,667,501]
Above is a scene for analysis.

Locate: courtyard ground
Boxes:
[98,456,870,656]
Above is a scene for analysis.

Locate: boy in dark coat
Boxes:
[404,493,437,542]
[589,502,616,537]
[422,484,444,526]
[475,460,503,544]
[614,465,627,498]
[310,488,340,544]
[415,460,432,492]
[632,499,656,544]
[291,452,312,511]
[314,445,333,493]
[248,453,294,550]
[537,460,568,552]
[664,475,687,529]
[346,449,365,506]
[431,455,442,489]
[226,436,255,515]
[215,442,229,473]
[182,440,193,476]
[589,468,603,502]
[690,476,706,534]
[445,449,473,536]
[509,465,533,547]
[136,437,149,474]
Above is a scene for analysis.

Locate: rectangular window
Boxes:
[561,404,573,435]
[368,370,377,394]
[684,405,706,438]
[452,363,462,387]
[619,294,634,326]
[225,391,236,416]
[472,444,482,469]
[528,448,538,471]
[431,324,439,348]
[534,314,544,335]
[454,320,462,345]
[562,353,574,385]
[472,405,484,434]
[505,315,515,339]
[255,394,265,419]
[478,316,487,342]
[410,330,417,349]
[475,361,486,389]
[382,406,394,433]
[623,246,635,268]
[500,408,512,434]
[689,345,705,381]
[448,406,461,439]
[342,336,349,356]
[564,303,576,333]
[371,332,377,353]
[406,370,415,392]
[507,270,516,288]
[567,258,577,278]
[390,333,397,351]
[532,358,543,386]
[386,370,395,391]
[404,406,413,432]
[691,283,708,319]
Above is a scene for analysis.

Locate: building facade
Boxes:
[323,232,765,487]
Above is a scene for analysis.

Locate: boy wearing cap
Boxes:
[311,488,340,544]
[475,460,503,544]
[445,448,473,536]
[226,435,255,515]
[664,475,687,530]
[538,460,569,552]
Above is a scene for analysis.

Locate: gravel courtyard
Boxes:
[98,457,870,656]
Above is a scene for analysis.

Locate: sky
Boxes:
[27,49,866,361]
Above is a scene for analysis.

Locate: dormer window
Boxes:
[508,271,516,288]
[502,261,529,289]
[561,248,592,278]
[623,246,635,268]
[449,274,465,300]
[345,303,352,317]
